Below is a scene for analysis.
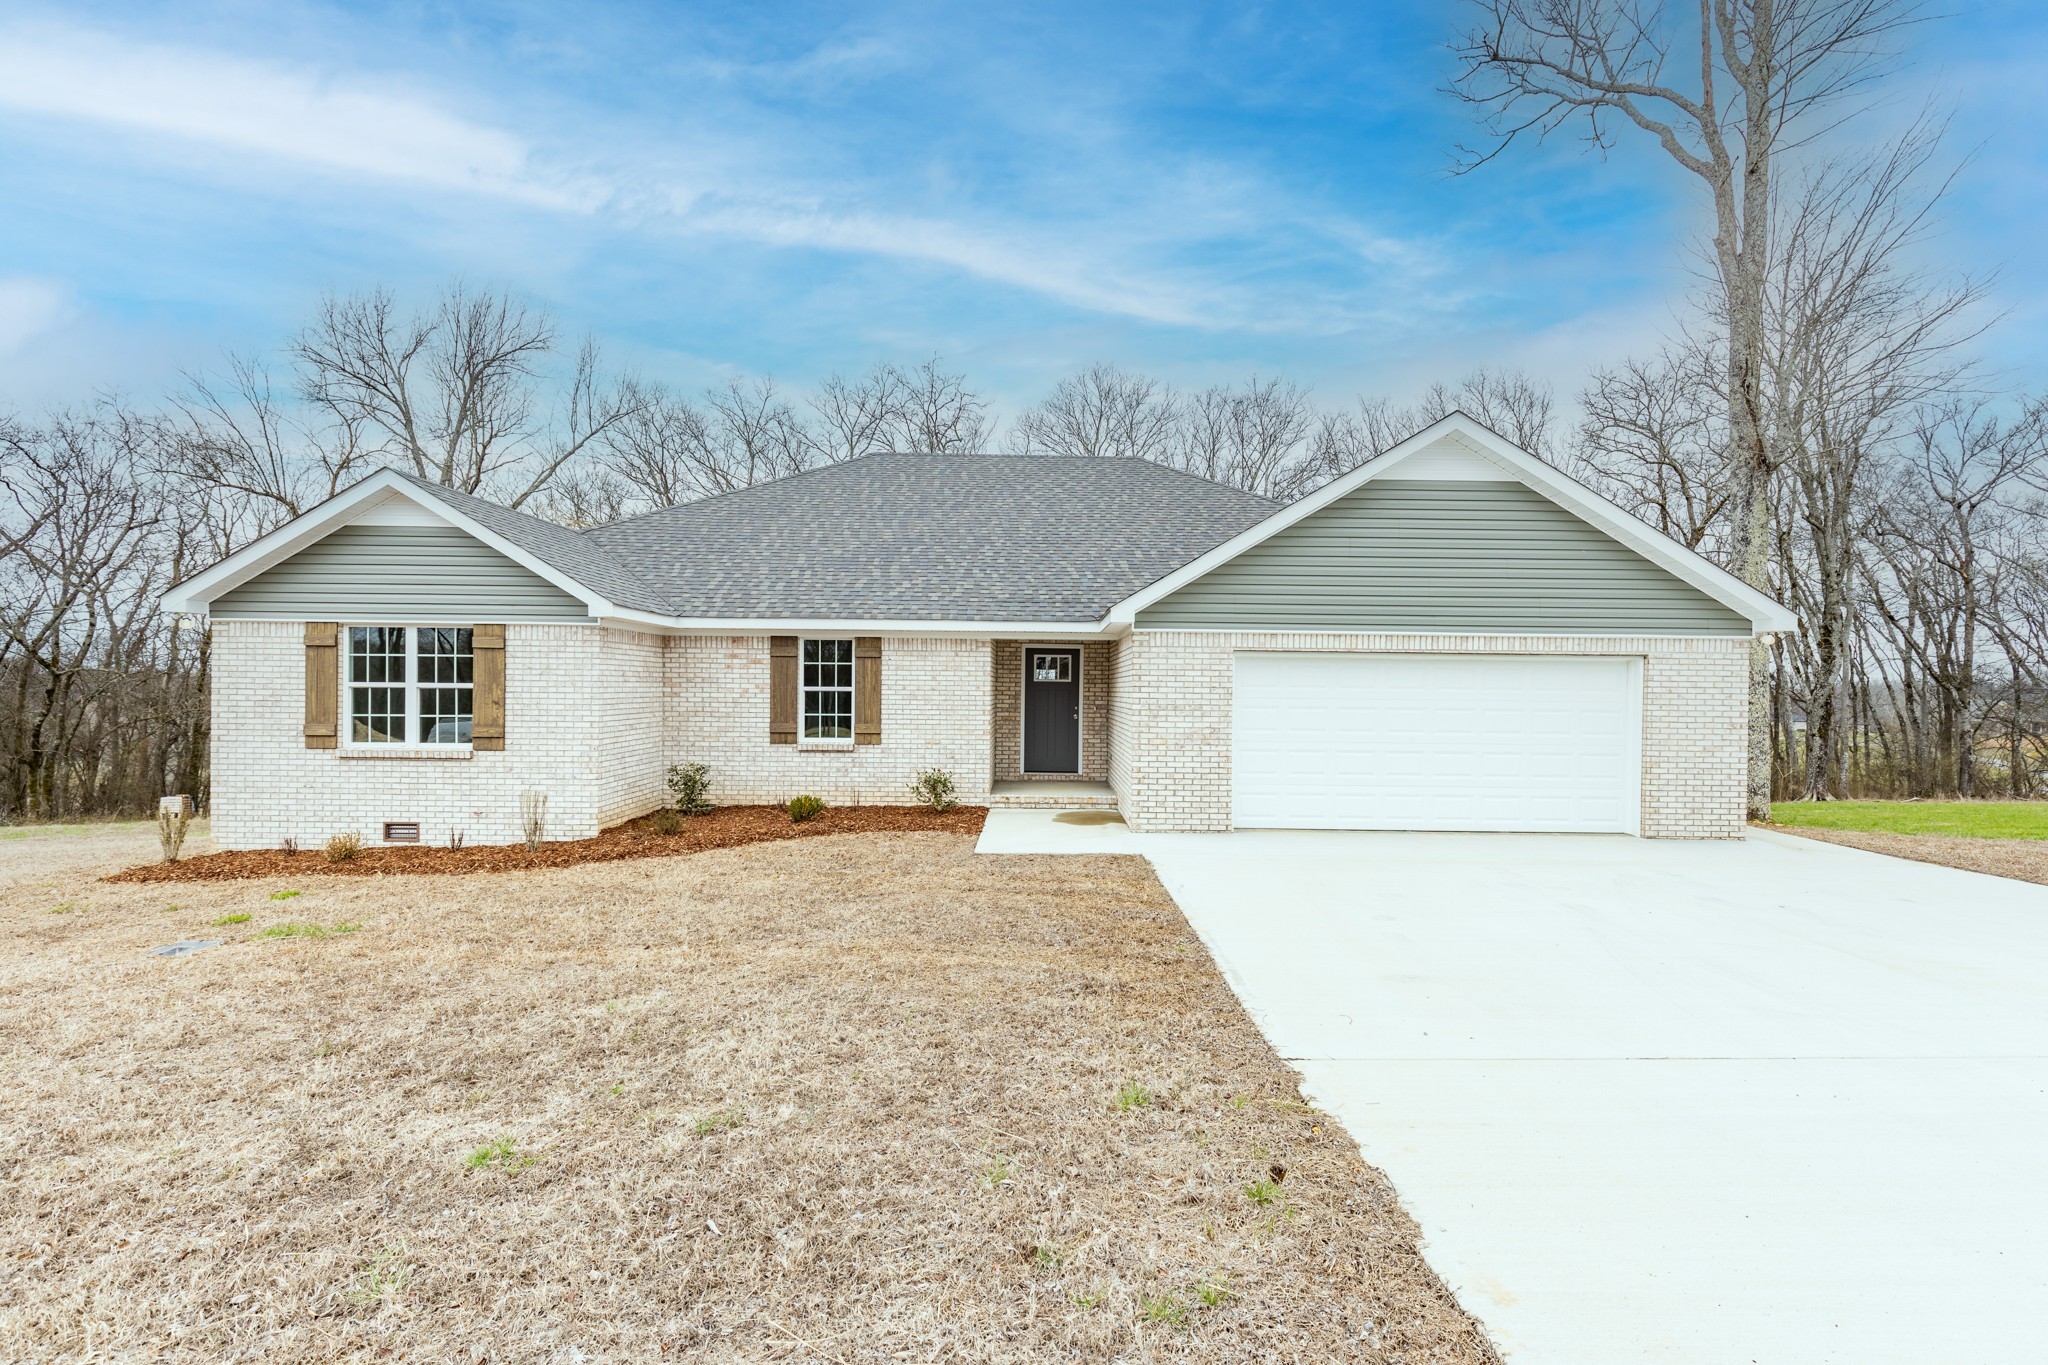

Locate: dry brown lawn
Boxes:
[1766,823,2048,885]
[1,823,1496,1363]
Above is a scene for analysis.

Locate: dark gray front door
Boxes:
[1023,648,1081,774]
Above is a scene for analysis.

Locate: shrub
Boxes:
[325,832,363,863]
[650,808,683,836]
[666,762,713,815]
[519,791,548,850]
[909,767,958,812]
[281,836,299,855]
[786,794,826,823]
[157,805,191,864]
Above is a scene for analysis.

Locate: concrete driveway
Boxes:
[977,813,2048,1363]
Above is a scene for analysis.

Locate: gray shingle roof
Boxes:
[581,454,1278,622]
[394,472,669,614]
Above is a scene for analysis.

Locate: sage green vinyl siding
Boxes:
[1135,479,1749,634]
[211,524,590,619]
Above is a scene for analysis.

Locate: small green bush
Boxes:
[666,761,713,815]
[324,832,363,863]
[786,794,826,823]
[650,808,683,836]
[909,767,958,812]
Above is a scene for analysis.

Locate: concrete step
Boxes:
[988,780,1120,811]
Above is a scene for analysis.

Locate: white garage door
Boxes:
[1231,653,1641,833]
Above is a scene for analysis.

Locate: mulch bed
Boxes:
[106,804,987,883]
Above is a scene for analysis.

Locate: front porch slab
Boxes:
[987,779,1119,811]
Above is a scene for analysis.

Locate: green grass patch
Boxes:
[1113,1080,1151,1112]
[269,889,303,900]
[1772,800,2048,840]
[211,914,251,926]
[1,819,155,840]
[257,921,362,940]
[462,1136,533,1172]
[691,1106,746,1137]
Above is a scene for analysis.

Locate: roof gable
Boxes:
[1110,414,1795,634]
[1132,476,1750,634]
[167,471,648,620]
[211,520,590,620]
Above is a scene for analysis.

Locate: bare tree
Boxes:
[1763,126,1983,797]
[0,405,206,819]
[1578,341,1735,550]
[165,354,368,525]
[808,366,907,462]
[700,376,817,489]
[878,356,993,454]
[1008,364,1183,458]
[1452,0,1925,816]
[594,381,716,511]
[292,283,640,509]
[1859,398,2047,795]
[1165,376,1316,498]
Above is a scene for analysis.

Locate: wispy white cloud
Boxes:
[0,22,597,209]
[0,19,1446,336]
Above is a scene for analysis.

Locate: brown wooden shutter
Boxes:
[854,637,882,745]
[472,624,506,751]
[303,622,339,749]
[769,636,798,744]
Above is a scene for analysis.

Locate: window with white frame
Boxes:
[800,638,854,742]
[348,627,475,745]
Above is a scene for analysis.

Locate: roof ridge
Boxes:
[585,451,1276,537]
[584,453,889,534]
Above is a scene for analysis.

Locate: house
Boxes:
[167,413,1795,849]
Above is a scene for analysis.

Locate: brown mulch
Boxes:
[106,804,988,883]
[1765,823,2048,887]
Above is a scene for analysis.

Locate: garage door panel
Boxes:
[1231,653,1639,833]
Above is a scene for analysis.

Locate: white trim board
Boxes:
[1105,412,1798,634]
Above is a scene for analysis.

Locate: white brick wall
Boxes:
[209,620,658,850]
[1107,631,1750,839]
[212,621,1747,846]
[664,635,993,808]
[593,628,669,828]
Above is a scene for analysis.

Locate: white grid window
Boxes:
[348,627,474,747]
[801,638,854,742]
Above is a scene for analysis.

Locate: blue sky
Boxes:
[0,0,2042,419]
